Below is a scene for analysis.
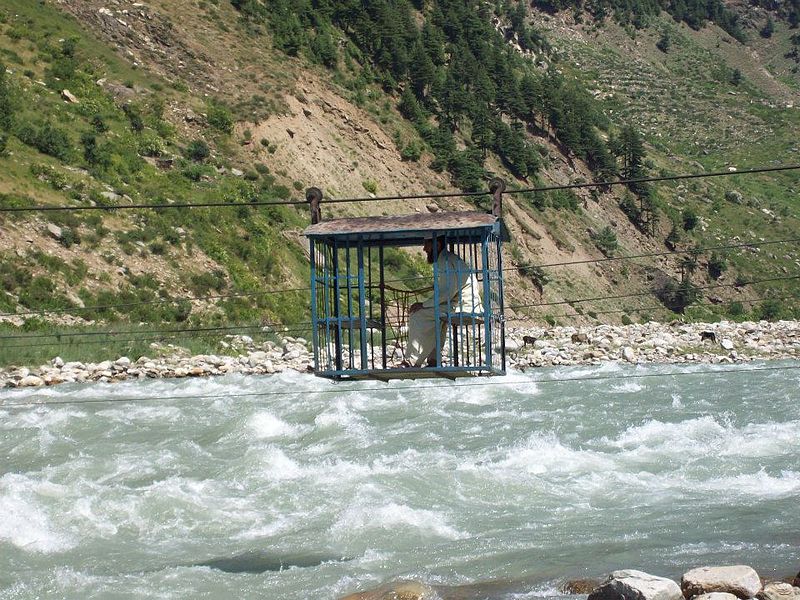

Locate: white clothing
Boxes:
[406,250,484,367]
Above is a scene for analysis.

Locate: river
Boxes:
[1,361,798,599]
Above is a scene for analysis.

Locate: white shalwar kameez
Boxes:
[406,249,484,367]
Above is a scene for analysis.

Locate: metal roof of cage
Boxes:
[304,211,499,245]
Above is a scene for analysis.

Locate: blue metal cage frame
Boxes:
[304,199,506,381]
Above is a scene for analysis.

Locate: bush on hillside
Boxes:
[206,101,234,133]
[16,120,73,161]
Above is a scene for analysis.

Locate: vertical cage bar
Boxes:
[345,244,353,370]
[310,239,320,371]
[432,230,442,367]
[496,232,505,372]
[357,242,368,371]
[368,245,375,370]
[482,232,492,369]
[332,241,343,373]
[379,246,387,370]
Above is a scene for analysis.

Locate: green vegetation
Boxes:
[231,0,621,191]
[591,225,619,256]
[1,0,799,370]
[0,2,311,337]
[532,0,746,41]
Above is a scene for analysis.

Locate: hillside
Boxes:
[0,0,799,367]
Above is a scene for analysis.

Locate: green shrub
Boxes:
[400,140,422,161]
[59,226,79,248]
[727,301,745,318]
[591,226,618,257]
[362,179,378,194]
[681,208,698,231]
[137,131,166,157]
[182,164,206,181]
[658,280,699,314]
[17,121,73,161]
[122,103,145,132]
[91,114,109,133]
[18,276,73,310]
[757,298,786,321]
[186,139,210,162]
[207,101,234,133]
[707,253,727,280]
[0,61,15,131]
[189,269,227,295]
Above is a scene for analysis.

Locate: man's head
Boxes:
[423,236,445,264]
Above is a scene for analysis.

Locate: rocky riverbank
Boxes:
[1,320,799,388]
[339,564,800,600]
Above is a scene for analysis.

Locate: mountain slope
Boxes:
[0,0,799,367]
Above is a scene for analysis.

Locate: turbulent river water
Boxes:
[1,361,799,599]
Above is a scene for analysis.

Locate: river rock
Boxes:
[681,566,762,599]
[588,570,683,600]
[19,375,45,387]
[694,593,740,600]
[720,338,735,351]
[622,346,636,362]
[563,579,603,594]
[757,583,800,600]
[338,580,436,600]
[115,356,132,368]
[52,356,65,368]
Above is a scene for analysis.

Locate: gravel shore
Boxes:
[1,320,798,388]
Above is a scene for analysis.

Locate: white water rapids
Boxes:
[1,361,799,599]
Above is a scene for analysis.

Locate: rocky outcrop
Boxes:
[588,570,683,600]
[681,566,762,599]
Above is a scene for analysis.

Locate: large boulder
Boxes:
[758,583,800,600]
[587,570,683,600]
[682,566,762,599]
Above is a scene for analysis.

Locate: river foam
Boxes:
[1,361,798,599]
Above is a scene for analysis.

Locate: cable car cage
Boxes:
[303,181,507,381]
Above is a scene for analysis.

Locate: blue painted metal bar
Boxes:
[320,243,330,371]
[357,242,368,370]
[432,230,442,368]
[482,230,492,369]
[495,231,506,372]
[310,240,320,371]
[379,246,387,370]
[346,244,354,371]
[332,241,343,372]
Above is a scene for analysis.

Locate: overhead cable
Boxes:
[1,164,798,213]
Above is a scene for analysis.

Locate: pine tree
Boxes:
[408,39,436,99]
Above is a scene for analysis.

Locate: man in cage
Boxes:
[403,235,484,367]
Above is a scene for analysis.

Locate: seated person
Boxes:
[404,236,483,367]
